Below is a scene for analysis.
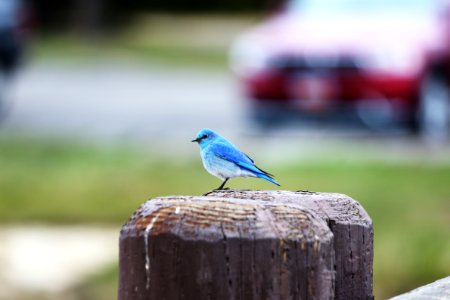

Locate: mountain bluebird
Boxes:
[192,128,280,190]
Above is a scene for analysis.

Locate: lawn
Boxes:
[0,135,449,299]
[31,14,259,68]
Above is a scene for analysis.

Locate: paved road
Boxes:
[0,226,117,300]
[2,60,450,159]
[3,60,244,143]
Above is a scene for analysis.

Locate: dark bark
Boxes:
[207,190,374,300]
[119,194,336,300]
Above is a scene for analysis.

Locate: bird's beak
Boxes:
[191,138,200,143]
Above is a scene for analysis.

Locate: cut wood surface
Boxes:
[208,190,374,300]
[118,190,373,300]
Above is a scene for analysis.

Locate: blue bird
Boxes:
[192,128,280,190]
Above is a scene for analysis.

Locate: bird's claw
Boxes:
[202,190,214,196]
[202,187,230,196]
[296,189,316,194]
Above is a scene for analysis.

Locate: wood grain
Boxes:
[119,194,336,300]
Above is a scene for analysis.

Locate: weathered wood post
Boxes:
[391,276,450,299]
[208,190,374,300]
[118,191,373,300]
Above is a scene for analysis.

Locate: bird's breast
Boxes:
[201,151,255,180]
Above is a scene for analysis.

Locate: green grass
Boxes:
[1,135,449,299]
[31,13,260,68]
[67,265,118,300]
[32,35,228,68]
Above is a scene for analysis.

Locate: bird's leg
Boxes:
[202,179,230,196]
[216,178,229,190]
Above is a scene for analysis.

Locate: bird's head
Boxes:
[192,128,218,146]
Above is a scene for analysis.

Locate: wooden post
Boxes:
[391,276,450,299]
[208,190,374,300]
[118,191,373,300]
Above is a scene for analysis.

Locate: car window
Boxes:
[287,0,439,15]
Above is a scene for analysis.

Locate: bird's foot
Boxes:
[202,190,215,196]
[296,189,317,194]
[202,187,230,196]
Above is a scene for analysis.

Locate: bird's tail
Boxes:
[236,161,281,186]
[257,173,281,186]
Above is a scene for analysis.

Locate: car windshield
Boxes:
[287,0,438,15]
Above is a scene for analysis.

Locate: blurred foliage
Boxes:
[32,35,227,68]
[68,264,118,300]
[31,14,259,67]
[30,0,274,33]
[0,135,449,299]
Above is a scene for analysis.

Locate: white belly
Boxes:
[201,152,255,180]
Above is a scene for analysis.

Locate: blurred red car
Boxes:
[230,0,450,138]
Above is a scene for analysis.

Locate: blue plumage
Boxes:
[192,128,280,190]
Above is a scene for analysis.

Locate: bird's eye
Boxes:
[203,134,208,139]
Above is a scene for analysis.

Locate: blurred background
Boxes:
[0,0,449,299]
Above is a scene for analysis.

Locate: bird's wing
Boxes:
[243,153,254,163]
[209,141,274,178]
[209,141,252,164]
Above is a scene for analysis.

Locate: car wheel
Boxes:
[418,73,450,142]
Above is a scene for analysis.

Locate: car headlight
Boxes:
[358,47,422,74]
[229,34,272,77]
